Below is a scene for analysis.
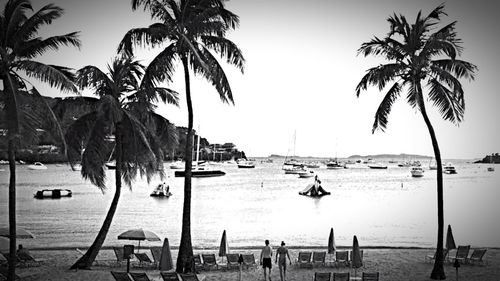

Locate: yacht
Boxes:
[237,160,255,168]
[443,163,457,174]
[326,159,344,169]
[27,162,47,170]
[368,162,388,169]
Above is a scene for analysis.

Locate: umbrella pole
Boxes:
[138,241,141,253]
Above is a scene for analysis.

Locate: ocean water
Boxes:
[0,160,499,250]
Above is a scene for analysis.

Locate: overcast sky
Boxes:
[26,0,500,159]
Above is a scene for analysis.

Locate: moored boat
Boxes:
[443,163,457,174]
[410,166,424,177]
[326,159,344,169]
[237,160,255,168]
[169,161,184,169]
[368,162,388,169]
[27,162,47,170]
[150,182,172,197]
[298,170,315,178]
[34,189,72,199]
[174,167,226,177]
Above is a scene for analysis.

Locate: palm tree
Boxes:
[119,0,244,272]
[356,5,476,279]
[65,55,179,269]
[0,0,80,279]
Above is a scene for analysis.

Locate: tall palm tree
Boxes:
[65,55,179,269]
[356,5,476,279]
[0,1,80,279]
[119,0,244,272]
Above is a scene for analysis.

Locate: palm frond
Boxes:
[12,4,63,44]
[372,82,402,133]
[15,60,77,92]
[201,35,245,73]
[4,0,31,44]
[76,65,113,96]
[431,59,477,81]
[141,43,178,86]
[17,32,81,58]
[118,24,171,56]
[406,80,421,110]
[427,78,464,124]
[355,63,402,96]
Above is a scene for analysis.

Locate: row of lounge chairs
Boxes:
[193,253,257,271]
[111,271,201,281]
[0,251,43,268]
[297,250,363,268]
[313,272,379,281]
[425,246,487,265]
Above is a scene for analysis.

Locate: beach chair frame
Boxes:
[160,272,181,281]
[333,272,350,281]
[201,253,218,270]
[312,251,326,267]
[454,245,470,264]
[225,253,240,270]
[361,272,379,281]
[297,251,313,268]
[241,253,257,269]
[334,251,349,267]
[313,272,331,281]
[179,273,201,281]
[467,248,487,266]
[111,271,133,281]
[129,272,152,281]
[134,252,154,268]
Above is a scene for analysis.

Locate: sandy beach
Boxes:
[10,247,499,281]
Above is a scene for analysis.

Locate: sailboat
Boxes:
[174,131,225,177]
[282,130,305,173]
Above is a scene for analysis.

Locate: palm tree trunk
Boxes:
[7,139,17,281]
[417,86,445,280]
[70,125,123,270]
[3,73,19,281]
[176,56,194,273]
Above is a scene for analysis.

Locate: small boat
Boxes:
[284,166,306,174]
[368,162,388,169]
[410,166,424,177]
[174,166,226,177]
[169,161,184,169]
[150,183,172,197]
[443,163,457,174]
[105,161,116,170]
[326,159,344,169]
[298,183,330,197]
[27,162,47,170]
[34,189,72,199]
[305,162,320,169]
[237,160,255,168]
[298,170,315,178]
[487,167,495,172]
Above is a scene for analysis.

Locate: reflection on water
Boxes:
[0,161,499,249]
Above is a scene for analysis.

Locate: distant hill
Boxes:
[347,153,432,160]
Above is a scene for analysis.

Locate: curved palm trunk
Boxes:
[70,125,123,270]
[417,86,445,279]
[176,57,194,273]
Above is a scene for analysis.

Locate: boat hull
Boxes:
[174,170,226,177]
[34,189,72,199]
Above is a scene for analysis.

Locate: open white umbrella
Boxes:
[118,228,160,252]
[0,227,35,239]
[446,224,456,250]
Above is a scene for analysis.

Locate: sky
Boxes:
[23,0,500,159]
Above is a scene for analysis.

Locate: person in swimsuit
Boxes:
[260,240,273,281]
[275,241,291,281]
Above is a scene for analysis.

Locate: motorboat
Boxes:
[174,166,226,177]
[27,162,47,170]
[368,162,388,169]
[284,166,306,174]
[34,189,72,199]
[150,183,172,197]
[105,161,116,170]
[443,163,457,174]
[487,166,495,172]
[410,166,424,177]
[298,170,315,178]
[237,160,255,168]
[169,161,184,169]
[305,162,320,169]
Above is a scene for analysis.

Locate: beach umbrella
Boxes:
[328,228,336,254]
[219,230,229,263]
[0,227,35,239]
[446,225,456,250]
[351,235,363,278]
[159,238,173,271]
[118,228,160,252]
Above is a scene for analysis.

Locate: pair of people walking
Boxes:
[260,240,292,281]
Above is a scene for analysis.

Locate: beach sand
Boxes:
[12,247,500,281]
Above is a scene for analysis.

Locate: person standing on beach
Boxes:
[260,240,273,281]
[275,241,292,281]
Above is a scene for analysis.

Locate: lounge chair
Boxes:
[193,254,203,271]
[226,253,240,270]
[129,272,151,281]
[312,252,326,267]
[201,253,218,270]
[453,245,470,264]
[242,253,257,269]
[113,247,126,266]
[335,251,349,267]
[467,249,487,265]
[425,248,449,263]
[111,271,133,281]
[16,251,43,267]
[160,271,181,281]
[150,247,162,268]
[134,253,154,268]
[313,272,331,281]
[179,273,200,281]
[333,272,350,281]
[361,272,379,281]
[297,251,313,268]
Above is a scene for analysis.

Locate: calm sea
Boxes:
[1,160,499,249]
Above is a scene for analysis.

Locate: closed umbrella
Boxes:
[446,224,456,250]
[328,228,336,254]
[351,235,363,278]
[118,228,160,252]
[219,230,229,263]
[159,238,173,271]
[0,227,35,239]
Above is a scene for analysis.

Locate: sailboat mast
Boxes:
[195,132,201,167]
